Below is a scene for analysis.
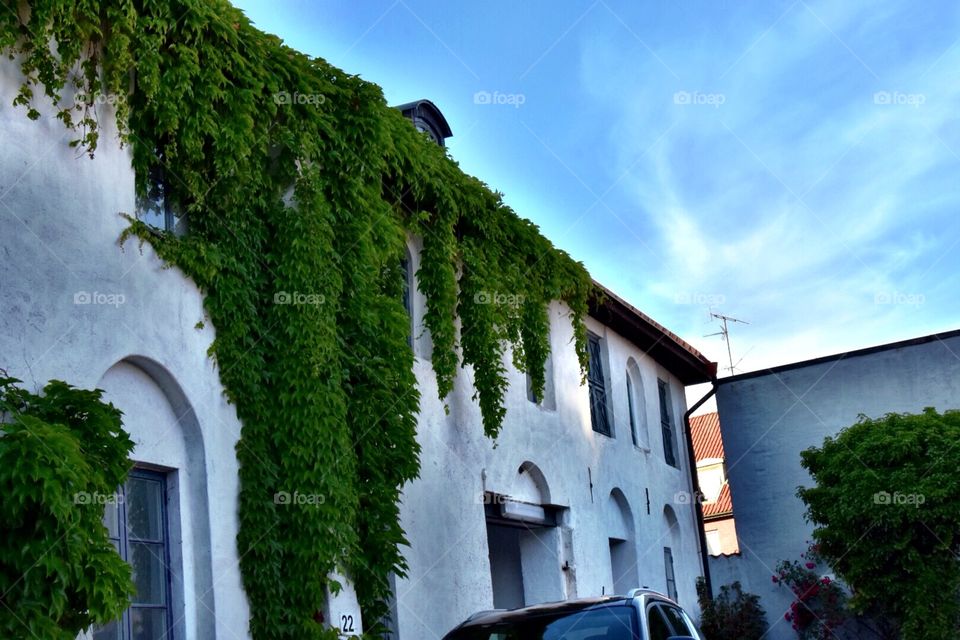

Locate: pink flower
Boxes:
[772,575,779,583]
[805,562,816,569]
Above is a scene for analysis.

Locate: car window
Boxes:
[645,605,674,640]
[446,605,637,640]
[660,605,695,637]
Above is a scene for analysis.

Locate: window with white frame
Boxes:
[94,469,174,640]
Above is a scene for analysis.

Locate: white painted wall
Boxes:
[712,332,960,640]
[395,275,707,638]
[0,54,706,639]
[0,59,249,639]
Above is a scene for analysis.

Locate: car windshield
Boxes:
[446,604,638,640]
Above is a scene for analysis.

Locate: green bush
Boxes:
[697,577,768,640]
[0,375,135,639]
[799,409,960,639]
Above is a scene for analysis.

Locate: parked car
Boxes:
[442,589,704,640]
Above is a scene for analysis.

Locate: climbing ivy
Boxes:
[1,1,592,637]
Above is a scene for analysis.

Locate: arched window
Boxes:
[626,360,649,450]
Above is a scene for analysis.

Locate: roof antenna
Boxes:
[705,312,749,375]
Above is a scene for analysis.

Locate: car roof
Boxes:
[453,595,640,629]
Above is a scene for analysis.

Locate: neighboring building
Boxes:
[710,329,960,640]
[690,412,739,556]
[0,54,717,639]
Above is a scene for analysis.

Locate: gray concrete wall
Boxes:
[712,332,960,639]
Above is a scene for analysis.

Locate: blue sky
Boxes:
[234,0,960,401]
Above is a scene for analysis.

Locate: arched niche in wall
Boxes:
[97,355,216,638]
[661,504,682,601]
[607,488,639,595]
[625,358,649,449]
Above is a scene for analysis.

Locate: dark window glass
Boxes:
[400,253,413,348]
[626,374,638,447]
[664,547,678,602]
[444,604,637,640]
[646,604,673,640]
[661,605,693,636]
[587,332,611,436]
[137,163,184,234]
[94,470,174,640]
[658,380,677,467]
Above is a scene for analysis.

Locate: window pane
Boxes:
[647,605,673,640]
[130,606,168,640]
[103,499,120,539]
[130,541,167,605]
[126,477,163,541]
[92,618,121,640]
[661,605,691,636]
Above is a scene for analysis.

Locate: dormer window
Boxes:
[395,99,453,148]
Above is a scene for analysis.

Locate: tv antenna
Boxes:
[705,312,749,375]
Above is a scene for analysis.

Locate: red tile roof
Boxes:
[690,411,724,461]
[703,481,733,519]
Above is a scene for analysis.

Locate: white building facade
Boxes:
[1,59,715,639]
[711,329,960,640]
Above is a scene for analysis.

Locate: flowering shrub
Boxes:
[773,544,848,639]
[697,577,768,640]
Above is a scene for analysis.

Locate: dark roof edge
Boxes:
[394,99,453,138]
[588,281,717,385]
[717,327,960,385]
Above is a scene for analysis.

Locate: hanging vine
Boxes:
[0,0,592,637]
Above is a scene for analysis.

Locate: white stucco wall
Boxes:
[395,274,707,638]
[0,60,249,638]
[712,332,960,640]
[1,53,707,640]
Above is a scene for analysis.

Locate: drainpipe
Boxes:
[683,379,717,601]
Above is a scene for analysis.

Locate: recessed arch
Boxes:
[516,460,551,505]
[625,358,649,449]
[608,488,638,595]
[97,355,216,638]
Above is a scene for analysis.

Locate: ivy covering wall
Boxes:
[1,1,592,637]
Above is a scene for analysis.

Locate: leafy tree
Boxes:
[697,577,768,640]
[0,376,135,639]
[798,408,960,639]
